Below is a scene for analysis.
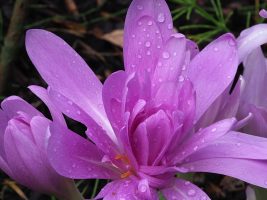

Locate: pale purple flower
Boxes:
[259,9,267,19]
[25,0,267,199]
[0,87,82,199]
[235,24,267,137]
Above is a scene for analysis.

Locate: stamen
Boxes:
[120,171,132,179]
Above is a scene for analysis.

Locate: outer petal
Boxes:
[25,29,113,139]
[1,96,42,119]
[169,118,236,164]
[0,110,8,159]
[124,16,163,75]
[161,179,211,200]
[187,33,238,121]
[4,120,54,192]
[48,123,120,179]
[197,77,243,129]
[185,131,267,161]
[181,158,267,189]
[48,88,119,156]
[241,48,267,108]
[238,24,267,62]
[29,85,65,124]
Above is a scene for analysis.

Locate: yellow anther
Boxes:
[120,171,132,179]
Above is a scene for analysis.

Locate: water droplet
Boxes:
[179,75,185,82]
[158,62,163,67]
[146,51,151,56]
[211,128,217,132]
[138,21,142,26]
[264,180,267,185]
[143,28,147,32]
[214,47,219,52]
[131,34,136,38]
[185,181,190,185]
[236,143,241,147]
[157,45,161,49]
[67,100,73,105]
[147,21,153,26]
[72,163,76,168]
[145,41,151,47]
[138,55,142,59]
[137,5,143,10]
[131,64,136,68]
[57,94,61,98]
[162,51,170,59]
[66,109,70,113]
[227,75,231,79]
[157,13,165,23]
[139,184,147,193]
[187,189,196,196]
[173,52,177,56]
[193,146,198,151]
[76,110,81,115]
[158,78,163,82]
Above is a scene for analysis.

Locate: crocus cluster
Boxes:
[2,0,267,199]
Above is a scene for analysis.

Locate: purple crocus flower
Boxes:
[236,23,267,137]
[25,0,267,199]
[0,88,83,200]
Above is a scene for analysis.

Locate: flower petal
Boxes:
[239,103,267,137]
[124,0,173,44]
[161,179,211,200]
[124,16,163,75]
[48,88,118,154]
[185,131,267,161]
[169,118,236,164]
[48,122,119,179]
[1,96,42,119]
[25,29,112,137]
[181,158,267,188]
[238,24,267,62]
[152,34,186,87]
[96,179,159,200]
[187,33,238,121]
[241,48,267,107]
[102,70,128,132]
[29,85,65,124]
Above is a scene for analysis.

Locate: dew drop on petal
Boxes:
[157,13,165,23]
[185,181,190,185]
[211,128,217,132]
[137,5,143,10]
[147,20,153,26]
[162,51,170,59]
[179,75,185,82]
[145,41,151,47]
[213,47,219,52]
[187,189,196,196]
[236,143,241,147]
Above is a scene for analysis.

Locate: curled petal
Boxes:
[238,24,267,62]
